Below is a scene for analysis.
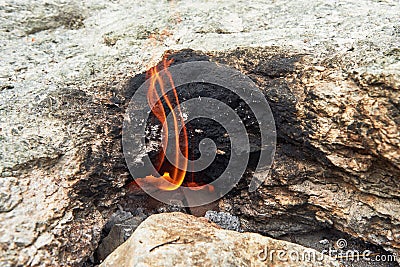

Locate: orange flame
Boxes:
[128,56,217,194]
[126,2,214,194]
[144,56,188,191]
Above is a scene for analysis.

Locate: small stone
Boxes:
[97,211,147,261]
[204,211,242,232]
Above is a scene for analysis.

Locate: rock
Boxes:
[209,48,400,261]
[96,209,148,261]
[1,0,399,266]
[204,211,242,232]
[100,212,340,267]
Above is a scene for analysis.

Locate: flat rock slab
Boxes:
[100,212,340,267]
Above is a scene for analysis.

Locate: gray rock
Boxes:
[204,211,242,232]
[97,210,147,261]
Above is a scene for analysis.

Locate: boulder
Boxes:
[100,212,340,267]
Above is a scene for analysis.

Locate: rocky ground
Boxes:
[1,0,399,266]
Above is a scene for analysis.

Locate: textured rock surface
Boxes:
[204,211,242,232]
[208,48,400,261]
[100,212,340,267]
[126,47,400,264]
[96,209,147,261]
[1,0,399,266]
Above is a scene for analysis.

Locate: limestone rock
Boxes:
[1,0,399,266]
[208,48,400,261]
[100,212,340,267]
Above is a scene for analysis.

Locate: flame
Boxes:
[145,56,188,191]
[186,181,215,192]
[126,2,213,194]
[127,56,217,194]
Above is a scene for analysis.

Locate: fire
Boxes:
[132,56,188,191]
[128,56,216,194]
[146,56,188,190]
[185,181,215,192]
[126,2,214,196]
